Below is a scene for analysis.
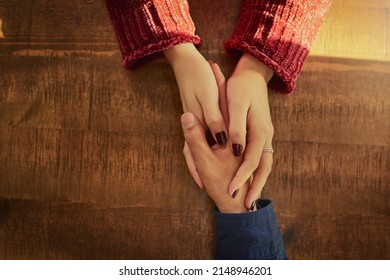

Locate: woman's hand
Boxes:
[164,43,228,188]
[164,43,227,142]
[226,53,275,210]
[180,62,250,213]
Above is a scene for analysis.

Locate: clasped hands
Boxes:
[164,43,274,213]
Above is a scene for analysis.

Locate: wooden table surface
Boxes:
[0,0,389,259]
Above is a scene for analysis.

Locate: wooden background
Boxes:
[0,0,389,259]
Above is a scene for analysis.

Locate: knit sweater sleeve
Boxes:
[106,0,201,69]
[224,0,332,93]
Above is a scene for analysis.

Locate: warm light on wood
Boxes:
[0,19,5,38]
[311,0,390,61]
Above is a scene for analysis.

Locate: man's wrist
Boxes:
[216,203,248,214]
[214,184,250,214]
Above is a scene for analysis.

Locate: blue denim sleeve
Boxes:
[214,200,287,260]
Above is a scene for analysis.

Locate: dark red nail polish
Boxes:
[205,129,217,147]
[232,189,239,198]
[232,144,242,157]
[215,131,227,145]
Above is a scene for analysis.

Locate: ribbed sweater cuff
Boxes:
[106,0,201,69]
[225,0,332,93]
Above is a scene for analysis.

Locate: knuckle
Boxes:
[261,124,272,135]
[185,134,202,146]
[229,129,243,142]
[258,121,274,136]
[205,114,222,129]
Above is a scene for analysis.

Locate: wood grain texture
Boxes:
[0,0,389,259]
[0,199,214,259]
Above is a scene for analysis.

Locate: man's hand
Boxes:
[181,112,249,213]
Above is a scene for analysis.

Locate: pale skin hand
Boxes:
[164,43,228,188]
[226,53,275,210]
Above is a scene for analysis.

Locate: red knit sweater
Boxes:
[106,0,332,93]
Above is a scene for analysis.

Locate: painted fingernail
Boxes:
[250,201,256,211]
[232,189,239,198]
[232,144,242,157]
[215,131,227,145]
[205,129,217,147]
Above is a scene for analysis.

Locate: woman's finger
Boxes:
[228,137,265,197]
[199,66,228,147]
[244,151,273,209]
[226,77,251,157]
[209,63,229,123]
[228,97,248,157]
